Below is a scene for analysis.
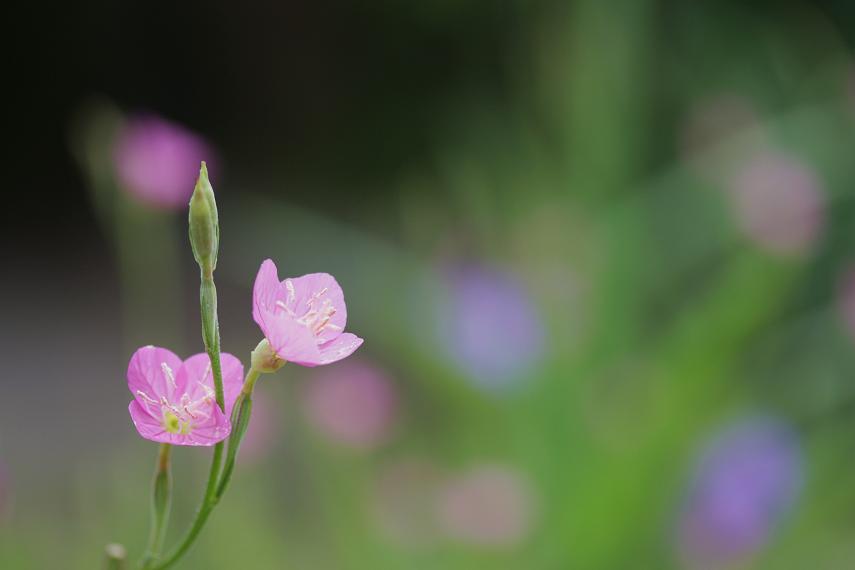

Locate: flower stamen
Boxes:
[161,362,177,390]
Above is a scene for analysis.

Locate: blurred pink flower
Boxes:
[436,465,535,547]
[127,346,243,446]
[113,114,215,209]
[727,151,825,256]
[239,391,281,464]
[676,416,803,569]
[304,360,397,449]
[253,259,363,366]
[840,267,855,340]
[372,458,444,546]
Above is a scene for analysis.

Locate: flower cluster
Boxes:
[114,162,363,570]
[127,260,363,445]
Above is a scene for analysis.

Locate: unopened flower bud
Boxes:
[104,543,128,570]
[251,338,286,374]
[189,162,219,277]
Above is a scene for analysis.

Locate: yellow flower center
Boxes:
[163,411,192,434]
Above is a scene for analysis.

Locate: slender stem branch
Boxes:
[215,368,261,499]
[152,441,222,570]
[140,444,172,569]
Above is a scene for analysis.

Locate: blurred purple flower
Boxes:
[435,464,535,547]
[727,151,825,257]
[437,265,544,390]
[839,267,855,341]
[676,416,804,568]
[304,359,397,449]
[113,114,215,209]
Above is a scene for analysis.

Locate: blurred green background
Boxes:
[4,1,855,568]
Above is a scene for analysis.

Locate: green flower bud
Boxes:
[104,543,128,570]
[188,162,219,277]
[250,338,286,374]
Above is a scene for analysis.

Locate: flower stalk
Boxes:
[149,163,227,570]
[117,161,364,569]
[140,444,172,568]
[216,367,262,500]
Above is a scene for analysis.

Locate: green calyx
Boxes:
[250,338,287,374]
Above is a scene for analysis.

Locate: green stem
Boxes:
[215,368,261,500]
[140,444,172,569]
[200,275,225,411]
[152,269,226,569]
[152,442,222,570]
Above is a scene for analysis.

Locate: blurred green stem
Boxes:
[140,444,172,569]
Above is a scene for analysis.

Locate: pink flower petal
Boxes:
[178,353,245,416]
[253,259,287,326]
[127,346,183,403]
[286,273,348,343]
[318,333,364,366]
[261,309,323,365]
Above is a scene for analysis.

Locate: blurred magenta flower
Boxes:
[113,114,215,209]
[435,464,535,547]
[238,391,282,464]
[727,151,825,257]
[437,265,544,390]
[252,259,363,366]
[839,267,855,341]
[127,346,244,446]
[676,416,804,568]
[304,359,397,449]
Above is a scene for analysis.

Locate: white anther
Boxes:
[285,280,296,306]
[160,396,183,418]
[161,362,177,389]
[136,390,159,405]
[184,405,198,420]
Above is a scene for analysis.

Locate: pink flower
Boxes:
[113,114,215,209]
[304,360,398,449]
[127,346,244,446]
[239,392,282,464]
[727,151,825,257]
[252,259,363,367]
[435,465,536,547]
